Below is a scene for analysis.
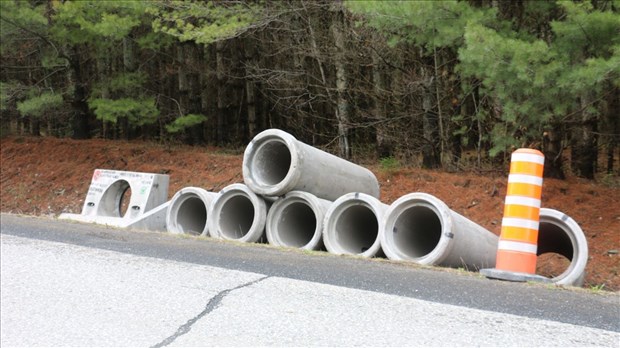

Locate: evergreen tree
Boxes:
[51,1,161,139]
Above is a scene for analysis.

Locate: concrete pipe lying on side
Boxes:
[207,183,269,243]
[242,129,380,201]
[266,191,332,250]
[381,192,498,270]
[323,192,388,258]
[537,208,588,286]
[166,187,218,236]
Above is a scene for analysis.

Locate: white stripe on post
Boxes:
[498,240,538,254]
[504,195,541,208]
[502,217,540,230]
[511,152,545,165]
[507,174,543,186]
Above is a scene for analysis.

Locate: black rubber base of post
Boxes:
[480,268,552,283]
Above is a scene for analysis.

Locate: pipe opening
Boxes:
[119,186,131,217]
[176,196,207,235]
[277,202,316,247]
[393,205,442,258]
[535,220,574,279]
[537,221,574,259]
[251,141,292,186]
[334,205,378,254]
[219,195,255,240]
[98,180,131,217]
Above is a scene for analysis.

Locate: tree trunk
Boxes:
[420,50,440,169]
[373,43,392,159]
[542,123,565,179]
[97,50,111,138]
[202,43,218,144]
[177,44,189,114]
[120,37,137,140]
[216,41,227,146]
[66,45,91,140]
[177,42,204,145]
[433,47,446,166]
[123,37,136,72]
[571,93,598,179]
[605,86,619,174]
[30,118,40,136]
[187,43,205,145]
[245,37,258,140]
[331,4,350,159]
[422,86,440,168]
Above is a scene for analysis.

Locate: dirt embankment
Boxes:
[1,136,618,291]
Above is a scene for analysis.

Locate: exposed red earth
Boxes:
[1,136,618,291]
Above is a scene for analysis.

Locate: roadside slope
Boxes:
[1,136,618,290]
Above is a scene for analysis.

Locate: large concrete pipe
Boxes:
[323,192,388,258]
[266,191,332,250]
[166,187,218,236]
[207,183,269,243]
[381,192,498,270]
[537,208,588,286]
[242,129,380,201]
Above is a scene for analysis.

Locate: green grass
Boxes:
[379,156,400,173]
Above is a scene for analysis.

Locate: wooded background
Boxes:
[1,0,618,179]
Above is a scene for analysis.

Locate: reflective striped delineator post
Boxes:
[481,149,551,283]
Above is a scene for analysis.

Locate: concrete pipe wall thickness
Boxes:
[323,192,388,258]
[381,192,498,270]
[537,208,588,286]
[266,191,332,250]
[166,187,218,236]
[242,129,380,201]
[207,183,269,243]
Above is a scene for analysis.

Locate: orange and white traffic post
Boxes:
[481,148,551,282]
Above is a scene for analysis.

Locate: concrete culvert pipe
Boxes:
[266,191,332,250]
[381,192,498,270]
[323,192,388,258]
[243,129,380,201]
[207,183,269,243]
[166,187,218,236]
[537,208,588,286]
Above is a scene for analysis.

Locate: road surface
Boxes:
[1,214,618,346]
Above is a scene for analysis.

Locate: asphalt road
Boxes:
[1,213,619,346]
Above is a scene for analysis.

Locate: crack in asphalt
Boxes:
[150,275,270,348]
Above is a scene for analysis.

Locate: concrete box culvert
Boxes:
[207,183,269,243]
[242,129,380,201]
[166,187,218,236]
[84,169,169,219]
[381,192,498,270]
[266,191,332,250]
[59,169,169,231]
[323,192,388,258]
[537,208,588,286]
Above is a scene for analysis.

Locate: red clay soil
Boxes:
[1,136,618,291]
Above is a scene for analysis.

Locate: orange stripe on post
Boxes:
[496,250,538,274]
[509,161,544,177]
[499,226,539,245]
[506,183,542,198]
[503,204,540,221]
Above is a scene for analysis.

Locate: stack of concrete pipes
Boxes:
[165,129,588,286]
